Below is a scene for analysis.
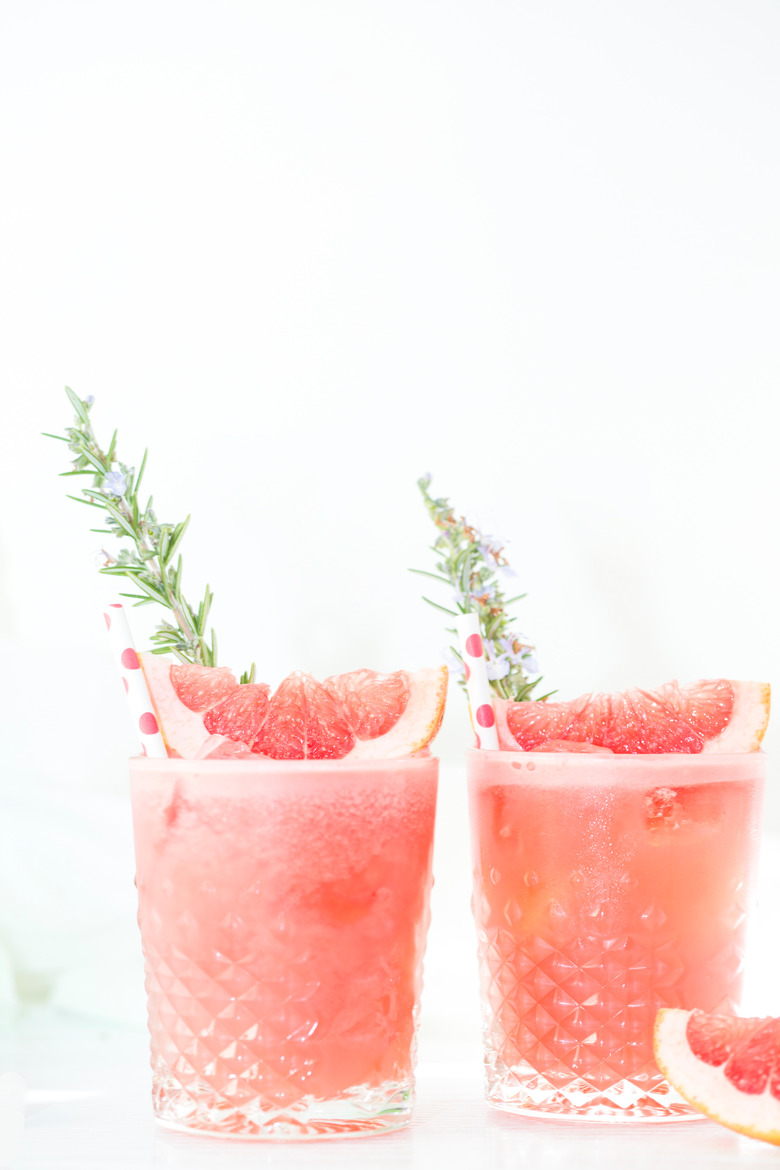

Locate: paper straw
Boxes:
[103,602,168,758]
[455,612,500,750]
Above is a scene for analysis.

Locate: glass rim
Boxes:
[129,753,439,773]
[466,747,766,763]
[466,747,766,786]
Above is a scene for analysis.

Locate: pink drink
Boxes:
[468,749,764,1120]
[130,756,437,1138]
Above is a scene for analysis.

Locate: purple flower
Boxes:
[484,640,510,680]
[498,636,528,665]
[486,654,511,681]
[477,534,504,563]
[521,653,540,675]
[496,636,540,676]
[103,469,127,498]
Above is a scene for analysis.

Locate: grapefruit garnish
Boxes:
[251,673,354,761]
[343,665,447,759]
[140,655,447,760]
[140,654,233,758]
[655,1008,780,1144]
[495,679,770,754]
[170,664,238,712]
[203,683,270,742]
[324,669,411,739]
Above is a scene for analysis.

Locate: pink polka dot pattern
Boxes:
[465,633,483,658]
[476,704,495,728]
[139,711,160,735]
[104,601,168,757]
[455,612,500,751]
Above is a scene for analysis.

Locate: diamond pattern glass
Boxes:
[131,757,437,1138]
[467,750,764,1120]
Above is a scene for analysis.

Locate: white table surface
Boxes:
[3,1008,780,1170]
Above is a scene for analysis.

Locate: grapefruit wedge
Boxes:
[655,1008,780,1145]
[495,679,770,754]
[139,655,447,761]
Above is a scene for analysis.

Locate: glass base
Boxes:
[152,1069,414,1140]
[485,1061,703,1122]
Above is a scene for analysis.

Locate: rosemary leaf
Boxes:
[48,389,227,669]
[413,473,552,703]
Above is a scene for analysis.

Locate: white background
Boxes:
[1,0,779,1031]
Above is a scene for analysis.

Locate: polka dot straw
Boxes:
[455,612,499,750]
[103,603,168,758]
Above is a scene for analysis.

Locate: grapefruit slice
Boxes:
[324,669,410,739]
[139,654,270,758]
[495,679,770,754]
[325,667,447,760]
[251,673,354,761]
[139,655,447,760]
[655,1008,780,1144]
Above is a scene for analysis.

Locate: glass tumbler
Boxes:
[467,749,764,1121]
[130,755,438,1139]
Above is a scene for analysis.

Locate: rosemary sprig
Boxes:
[413,474,553,702]
[46,387,221,667]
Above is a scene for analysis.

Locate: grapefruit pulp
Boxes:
[140,655,447,760]
[655,1008,780,1144]
[495,679,770,754]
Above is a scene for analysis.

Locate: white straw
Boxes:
[103,602,168,758]
[455,612,499,750]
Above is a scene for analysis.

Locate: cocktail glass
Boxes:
[130,755,438,1139]
[467,748,764,1121]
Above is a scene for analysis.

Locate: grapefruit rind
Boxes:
[140,653,219,758]
[494,696,521,751]
[701,681,771,753]
[654,1009,780,1145]
[346,666,448,759]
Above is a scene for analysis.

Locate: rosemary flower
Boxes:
[102,468,128,498]
[413,474,552,702]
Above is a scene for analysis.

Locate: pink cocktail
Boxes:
[468,749,764,1120]
[130,755,437,1138]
